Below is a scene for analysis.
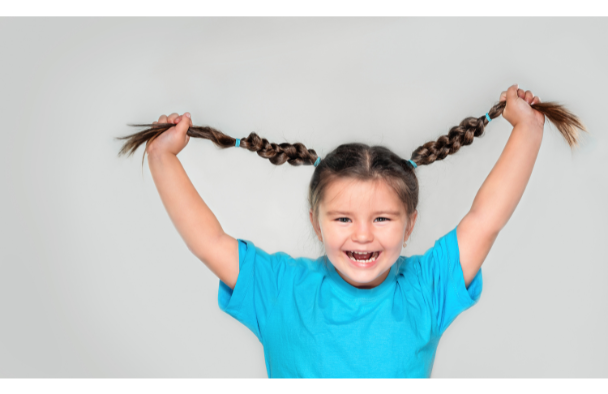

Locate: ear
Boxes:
[309,209,323,242]
[405,210,418,241]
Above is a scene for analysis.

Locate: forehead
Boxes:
[321,177,403,212]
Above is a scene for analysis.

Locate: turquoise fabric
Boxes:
[218,225,483,378]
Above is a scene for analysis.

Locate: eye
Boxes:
[375,217,389,222]
[336,217,351,223]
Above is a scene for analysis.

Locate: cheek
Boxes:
[323,229,346,250]
[323,225,342,238]
[377,226,404,241]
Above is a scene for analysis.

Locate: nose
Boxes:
[353,221,373,243]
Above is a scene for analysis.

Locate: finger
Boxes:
[506,84,519,101]
[531,96,541,105]
[517,88,525,99]
[152,121,158,125]
[174,112,191,126]
[158,114,168,124]
[524,90,534,105]
[175,112,191,135]
[499,91,507,102]
[184,112,193,127]
[167,113,180,124]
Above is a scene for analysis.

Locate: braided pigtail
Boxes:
[115,123,321,171]
[408,101,588,167]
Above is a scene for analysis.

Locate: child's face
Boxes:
[310,177,417,289]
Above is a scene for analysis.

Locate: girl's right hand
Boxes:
[145,112,192,156]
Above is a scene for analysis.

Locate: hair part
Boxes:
[307,144,419,226]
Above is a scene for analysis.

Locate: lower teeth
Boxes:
[348,253,378,263]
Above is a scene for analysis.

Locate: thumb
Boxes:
[506,84,519,101]
[175,112,192,135]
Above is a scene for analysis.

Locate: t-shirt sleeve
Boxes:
[217,239,292,343]
[414,225,483,337]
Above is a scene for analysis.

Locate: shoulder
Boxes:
[396,227,458,276]
[409,227,459,266]
[237,239,321,276]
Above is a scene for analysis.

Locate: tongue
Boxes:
[354,252,373,260]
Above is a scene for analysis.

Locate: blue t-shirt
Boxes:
[218,225,482,378]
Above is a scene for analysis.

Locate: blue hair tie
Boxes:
[408,159,417,169]
[314,157,321,167]
[485,113,492,122]
[235,139,240,147]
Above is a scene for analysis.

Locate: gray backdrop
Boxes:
[0,18,606,378]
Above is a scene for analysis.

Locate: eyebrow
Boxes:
[325,211,401,216]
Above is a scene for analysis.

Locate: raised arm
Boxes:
[147,113,239,290]
[458,85,545,287]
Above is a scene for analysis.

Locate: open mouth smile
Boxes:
[344,250,381,265]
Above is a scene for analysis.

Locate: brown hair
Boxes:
[116,100,587,226]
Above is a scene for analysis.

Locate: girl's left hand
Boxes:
[499,84,545,129]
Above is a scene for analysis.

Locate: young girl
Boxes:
[117,84,586,378]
